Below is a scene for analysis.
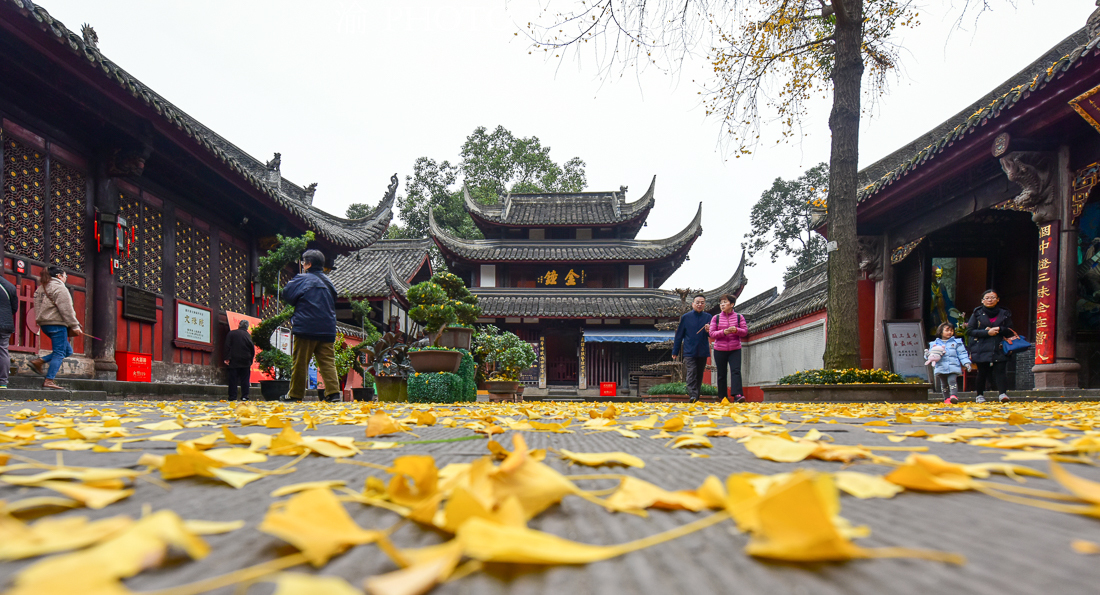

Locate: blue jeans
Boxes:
[41,325,72,379]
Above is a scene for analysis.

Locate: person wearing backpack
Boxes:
[708,293,748,403]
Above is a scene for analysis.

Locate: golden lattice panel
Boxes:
[49,161,85,272]
[117,192,141,287]
[4,136,45,261]
[219,242,248,313]
[141,207,163,293]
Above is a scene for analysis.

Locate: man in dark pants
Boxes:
[224,319,254,400]
[0,275,17,389]
[672,294,712,403]
[281,248,341,402]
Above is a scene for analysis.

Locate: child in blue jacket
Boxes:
[926,322,972,404]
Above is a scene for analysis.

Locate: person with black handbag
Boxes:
[966,289,1015,403]
[29,265,82,390]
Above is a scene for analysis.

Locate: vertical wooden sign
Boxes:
[1035,221,1059,364]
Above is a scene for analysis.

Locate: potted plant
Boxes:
[471,324,501,389]
[483,330,537,398]
[406,279,465,373]
[429,272,480,350]
[364,332,413,402]
[331,333,358,399]
[251,306,294,401]
[349,322,381,402]
[762,368,929,403]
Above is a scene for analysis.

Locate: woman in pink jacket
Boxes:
[708,293,747,403]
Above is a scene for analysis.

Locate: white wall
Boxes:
[742,319,825,386]
[628,265,645,288]
[479,264,496,288]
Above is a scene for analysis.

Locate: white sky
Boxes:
[34,0,1094,300]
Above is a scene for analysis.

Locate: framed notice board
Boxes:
[883,319,927,380]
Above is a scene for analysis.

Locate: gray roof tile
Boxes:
[330,239,431,297]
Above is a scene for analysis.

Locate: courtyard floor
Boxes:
[0,398,1098,595]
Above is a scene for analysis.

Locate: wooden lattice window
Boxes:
[49,161,85,271]
[175,219,210,307]
[4,136,46,261]
[219,242,248,313]
[116,194,164,293]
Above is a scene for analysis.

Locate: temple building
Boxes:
[430,180,746,397]
[0,1,394,384]
[330,239,433,336]
[852,16,1100,391]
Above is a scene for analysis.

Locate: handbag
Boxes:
[1002,330,1031,355]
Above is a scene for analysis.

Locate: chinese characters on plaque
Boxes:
[175,302,211,344]
[537,268,586,287]
[1034,221,1059,364]
[883,320,928,380]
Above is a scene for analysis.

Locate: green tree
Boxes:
[521,0,997,370]
[344,203,373,219]
[743,163,828,279]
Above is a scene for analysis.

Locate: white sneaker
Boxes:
[998,394,1010,403]
[975,395,986,403]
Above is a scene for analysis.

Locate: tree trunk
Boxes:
[823,0,864,370]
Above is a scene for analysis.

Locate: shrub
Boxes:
[408,372,467,404]
[457,349,477,402]
[777,368,904,385]
[647,382,718,396]
[257,231,314,295]
[251,306,294,379]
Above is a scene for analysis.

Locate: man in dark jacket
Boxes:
[672,294,713,403]
[0,276,16,389]
[281,248,341,402]
[224,319,255,401]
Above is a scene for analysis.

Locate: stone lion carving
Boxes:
[857,236,883,281]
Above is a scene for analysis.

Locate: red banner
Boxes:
[1034,221,1058,365]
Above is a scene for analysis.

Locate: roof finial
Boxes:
[266,152,281,171]
[81,23,98,49]
[1089,1,1100,40]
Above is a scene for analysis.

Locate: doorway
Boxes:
[544,331,579,385]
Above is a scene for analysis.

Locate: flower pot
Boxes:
[259,380,291,401]
[485,380,521,394]
[438,327,473,350]
[375,376,408,402]
[352,386,376,401]
[409,349,462,373]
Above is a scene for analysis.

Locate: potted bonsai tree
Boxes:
[251,306,294,401]
[483,330,537,399]
[430,271,480,350]
[364,332,413,402]
[406,279,465,373]
[471,324,501,389]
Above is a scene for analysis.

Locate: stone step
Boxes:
[0,388,108,401]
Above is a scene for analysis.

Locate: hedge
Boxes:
[777,368,903,385]
[646,382,718,396]
[457,349,476,402]
[407,371,477,404]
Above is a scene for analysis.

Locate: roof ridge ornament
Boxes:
[80,23,98,49]
[1089,1,1100,40]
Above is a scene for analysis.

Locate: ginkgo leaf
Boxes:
[258,488,381,566]
[37,480,133,509]
[182,519,245,535]
[0,514,133,560]
[605,476,709,513]
[1051,461,1100,504]
[271,572,363,595]
[365,540,464,595]
[210,468,264,489]
[558,450,644,468]
[367,412,403,437]
[1072,539,1100,554]
[744,436,817,462]
[271,480,348,497]
[834,472,904,499]
[203,447,268,466]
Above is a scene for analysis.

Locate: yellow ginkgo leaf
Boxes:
[662,417,685,432]
[209,468,264,489]
[365,539,464,595]
[1072,539,1100,555]
[182,519,245,535]
[203,447,268,466]
[558,449,644,468]
[744,436,817,462]
[367,412,403,438]
[136,420,184,431]
[271,480,348,497]
[667,435,712,449]
[0,514,133,560]
[258,488,381,566]
[834,471,904,499]
[271,572,362,595]
[885,454,974,492]
[37,480,133,510]
[605,476,709,513]
[1051,461,1100,504]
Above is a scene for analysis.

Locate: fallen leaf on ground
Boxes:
[559,449,644,468]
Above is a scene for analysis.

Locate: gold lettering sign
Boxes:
[537,268,586,287]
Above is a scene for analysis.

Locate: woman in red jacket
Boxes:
[708,293,748,403]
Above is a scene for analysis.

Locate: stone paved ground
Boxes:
[1,399,1099,595]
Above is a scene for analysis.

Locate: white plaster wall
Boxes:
[742,319,825,386]
[628,265,645,288]
[479,264,496,287]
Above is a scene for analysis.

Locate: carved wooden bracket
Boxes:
[1000,151,1057,223]
[857,236,883,281]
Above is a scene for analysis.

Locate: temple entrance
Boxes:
[544,331,580,385]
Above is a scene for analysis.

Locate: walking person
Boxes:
[29,266,82,390]
[927,322,971,404]
[708,293,748,403]
[280,249,341,402]
[966,289,1015,403]
[672,293,713,403]
[0,274,17,389]
[224,319,255,401]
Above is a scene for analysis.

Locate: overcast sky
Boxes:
[35,0,1093,300]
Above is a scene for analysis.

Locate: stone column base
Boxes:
[94,358,118,381]
[1032,361,1080,389]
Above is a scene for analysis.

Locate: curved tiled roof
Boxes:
[330,239,431,298]
[464,176,656,227]
[431,202,702,263]
[1,0,395,248]
[470,251,747,318]
[859,28,1095,204]
[738,263,828,334]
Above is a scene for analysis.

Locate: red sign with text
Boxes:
[1035,221,1058,365]
[115,351,151,383]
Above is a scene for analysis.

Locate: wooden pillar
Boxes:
[90,168,118,380]
[873,232,893,369]
[162,204,177,363]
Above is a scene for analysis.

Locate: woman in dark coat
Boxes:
[966,289,1015,403]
